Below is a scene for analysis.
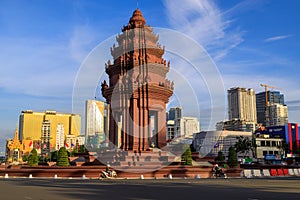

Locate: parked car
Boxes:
[280,161,287,166]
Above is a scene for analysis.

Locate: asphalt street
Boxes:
[0,177,300,200]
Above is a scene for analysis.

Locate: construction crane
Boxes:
[260,84,281,107]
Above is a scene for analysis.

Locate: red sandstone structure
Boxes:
[102,9,173,151]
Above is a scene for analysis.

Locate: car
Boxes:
[280,161,287,166]
[243,161,254,165]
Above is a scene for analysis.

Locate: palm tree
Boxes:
[234,136,253,158]
[277,141,289,158]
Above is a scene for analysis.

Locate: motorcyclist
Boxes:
[213,164,223,176]
[106,164,112,176]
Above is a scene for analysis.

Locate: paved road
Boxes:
[1,177,300,200]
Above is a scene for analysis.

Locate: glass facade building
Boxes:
[256,91,285,126]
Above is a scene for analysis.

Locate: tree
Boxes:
[181,144,192,165]
[227,146,238,168]
[56,147,69,166]
[234,136,253,158]
[27,149,38,166]
[215,151,225,162]
[277,141,289,157]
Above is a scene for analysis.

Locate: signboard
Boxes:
[264,154,281,160]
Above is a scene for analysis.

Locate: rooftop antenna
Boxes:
[136,0,139,8]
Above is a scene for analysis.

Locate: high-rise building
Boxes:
[256,91,284,126]
[41,120,51,155]
[228,87,257,123]
[56,124,64,150]
[19,110,81,152]
[167,107,182,121]
[217,87,257,132]
[266,103,288,126]
[85,100,108,147]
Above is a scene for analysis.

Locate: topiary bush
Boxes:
[215,151,225,162]
[56,147,69,166]
[181,145,193,165]
[27,148,38,166]
[227,146,238,168]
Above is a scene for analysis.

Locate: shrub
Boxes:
[181,145,193,165]
[56,147,69,166]
[215,151,225,162]
[227,146,238,168]
[27,149,38,166]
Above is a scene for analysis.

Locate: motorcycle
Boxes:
[99,170,118,179]
[212,170,227,179]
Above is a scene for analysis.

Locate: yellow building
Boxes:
[19,110,81,152]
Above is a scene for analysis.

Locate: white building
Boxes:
[266,103,288,126]
[177,117,200,138]
[65,135,76,150]
[255,134,284,160]
[166,107,199,143]
[85,100,108,146]
[228,87,257,123]
[193,130,252,158]
[76,136,85,146]
[86,100,106,136]
[56,124,65,150]
[216,119,256,133]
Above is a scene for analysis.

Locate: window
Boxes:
[261,141,266,146]
[266,141,270,146]
[256,141,261,146]
[263,151,268,156]
[274,151,279,155]
[272,141,276,147]
[269,151,273,155]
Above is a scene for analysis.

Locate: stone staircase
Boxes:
[96,149,180,172]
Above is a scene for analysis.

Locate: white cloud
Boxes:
[69,25,98,63]
[264,35,293,42]
[164,0,244,61]
[222,0,266,16]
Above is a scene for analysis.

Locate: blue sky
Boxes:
[0,0,300,154]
